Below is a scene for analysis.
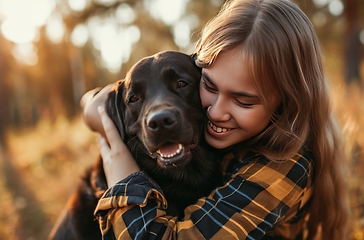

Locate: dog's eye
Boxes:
[129,95,139,103]
[177,81,187,88]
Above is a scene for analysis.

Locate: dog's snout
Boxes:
[147,110,178,132]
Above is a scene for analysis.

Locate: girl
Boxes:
[84,0,350,239]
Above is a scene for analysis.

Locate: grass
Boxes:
[0,116,98,239]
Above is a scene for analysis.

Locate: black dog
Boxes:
[48,51,221,240]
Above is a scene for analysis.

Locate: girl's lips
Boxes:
[208,120,231,133]
[206,120,233,138]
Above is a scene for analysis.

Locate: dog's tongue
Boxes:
[158,142,181,156]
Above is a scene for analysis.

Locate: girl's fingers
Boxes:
[97,105,140,187]
[82,84,114,138]
[98,106,124,150]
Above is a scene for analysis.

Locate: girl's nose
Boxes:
[207,99,231,122]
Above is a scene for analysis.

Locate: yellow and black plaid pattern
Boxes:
[95,149,313,240]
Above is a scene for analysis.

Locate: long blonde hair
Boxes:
[195,0,350,238]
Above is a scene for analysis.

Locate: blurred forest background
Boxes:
[0,0,363,239]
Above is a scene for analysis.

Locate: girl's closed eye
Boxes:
[201,76,256,108]
[201,78,217,93]
[234,99,254,108]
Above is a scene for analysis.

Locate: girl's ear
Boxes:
[106,80,127,142]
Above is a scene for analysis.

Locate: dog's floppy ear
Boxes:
[106,80,127,142]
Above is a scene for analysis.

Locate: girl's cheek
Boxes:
[199,88,211,108]
[199,83,206,105]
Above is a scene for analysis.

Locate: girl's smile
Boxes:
[208,120,232,133]
[207,119,233,138]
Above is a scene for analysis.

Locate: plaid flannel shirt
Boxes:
[95,148,313,240]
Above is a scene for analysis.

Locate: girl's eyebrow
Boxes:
[201,71,260,100]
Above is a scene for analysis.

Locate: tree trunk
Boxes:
[0,36,8,148]
[344,0,362,88]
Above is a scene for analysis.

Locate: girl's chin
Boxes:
[204,128,249,150]
[204,132,231,149]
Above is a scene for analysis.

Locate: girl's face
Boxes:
[200,50,276,149]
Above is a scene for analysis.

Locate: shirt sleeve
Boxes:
[94,151,312,240]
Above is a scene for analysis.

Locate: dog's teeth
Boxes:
[156,143,184,159]
[150,152,157,159]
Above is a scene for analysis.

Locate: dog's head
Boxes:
[106,51,204,169]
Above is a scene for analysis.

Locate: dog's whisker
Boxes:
[126,136,142,151]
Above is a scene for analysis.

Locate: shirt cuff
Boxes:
[94,171,167,216]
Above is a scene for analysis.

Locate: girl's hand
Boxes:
[80,84,114,138]
[98,106,140,187]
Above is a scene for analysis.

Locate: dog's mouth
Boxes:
[150,138,198,169]
[157,143,184,159]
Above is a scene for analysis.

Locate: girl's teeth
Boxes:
[210,121,229,133]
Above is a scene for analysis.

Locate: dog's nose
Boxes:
[147,110,177,132]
